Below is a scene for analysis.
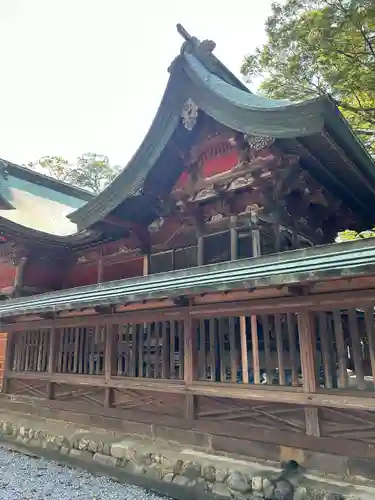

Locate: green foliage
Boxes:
[241,0,375,154]
[27,153,122,194]
[335,228,375,242]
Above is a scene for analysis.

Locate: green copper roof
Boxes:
[0,238,374,318]
[0,160,98,242]
[69,32,375,231]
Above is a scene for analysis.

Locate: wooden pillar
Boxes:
[97,252,104,283]
[184,316,197,420]
[47,326,57,399]
[143,253,150,276]
[250,207,261,258]
[298,310,321,437]
[104,324,115,408]
[197,232,204,266]
[1,332,12,394]
[13,256,28,297]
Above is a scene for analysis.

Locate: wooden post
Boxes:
[97,252,104,283]
[143,253,150,276]
[250,206,261,258]
[184,316,197,420]
[298,310,320,436]
[104,324,114,408]
[13,256,28,297]
[1,332,12,394]
[47,326,57,399]
[197,233,204,266]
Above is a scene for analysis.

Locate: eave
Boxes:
[69,33,375,231]
[1,238,375,319]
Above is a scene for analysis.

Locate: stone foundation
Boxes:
[0,411,373,500]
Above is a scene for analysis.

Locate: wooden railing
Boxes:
[4,301,375,416]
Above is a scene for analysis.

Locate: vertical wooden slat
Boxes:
[24,331,30,371]
[37,331,43,372]
[240,316,249,384]
[333,309,348,389]
[47,326,57,399]
[287,313,299,386]
[117,325,123,376]
[73,328,80,374]
[170,321,176,378]
[275,314,285,386]
[229,317,237,382]
[78,327,85,374]
[218,319,226,382]
[162,321,169,379]
[209,319,216,381]
[199,319,206,380]
[319,312,333,389]
[348,308,365,390]
[262,314,272,382]
[83,328,90,375]
[146,323,152,378]
[250,207,261,257]
[178,320,184,380]
[104,324,113,408]
[298,311,318,393]
[57,329,64,373]
[138,324,144,378]
[298,310,320,437]
[251,315,260,384]
[364,308,375,388]
[89,326,95,375]
[131,324,137,377]
[184,316,197,420]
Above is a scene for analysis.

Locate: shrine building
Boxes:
[2,25,375,483]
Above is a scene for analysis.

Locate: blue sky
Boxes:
[0,0,275,167]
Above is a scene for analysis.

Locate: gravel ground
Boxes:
[0,446,168,500]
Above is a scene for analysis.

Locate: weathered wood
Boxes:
[251,315,260,384]
[239,316,249,384]
[218,319,226,382]
[287,313,299,386]
[262,314,272,383]
[229,317,237,383]
[333,309,347,389]
[348,308,365,390]
[209,318,216,381]
[275,313,285,386]
[319,312,333,389]
[298,311,317,393]
[305,407,321,437]
[184,316,197,419]
[364,308,375,388]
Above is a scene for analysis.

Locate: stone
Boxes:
[162,473,174,483]
[78,438,90,451]
[192,477,209,493]
[182,461,202,480]
[19,426,27,438]
[92,452,118,468]
[127,462,146,475]
[135,451,152,466]
[212,482,232,498]
[173,460,184,475]
[2,422,13,435]
[227,471,251,494]
[146,463,163,480]
[203,465,216,482]
[111,440,134,459]
[60,447,70,455]
[216,469,229,483]
[102,443,111,456]
[294,486,311,500]
[88,441,99,453]
[263,478,275,499]
[252,476,264,493]
[323,495,342,500]
[173,475,190,486]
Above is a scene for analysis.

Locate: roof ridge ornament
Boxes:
[181,98,199,131]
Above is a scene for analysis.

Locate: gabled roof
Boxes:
[0,159,97,243]
[68,25,375,231]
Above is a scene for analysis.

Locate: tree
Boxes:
[241,0,375,154]
[27,153,122,194]
[335,228,375,242]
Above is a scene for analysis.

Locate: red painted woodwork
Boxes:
[0,332,7,390]
[202,148,238,178]
[66,263,98,287]
[103,258,143,282]
[0,262,15,290]
[23,261,63,290]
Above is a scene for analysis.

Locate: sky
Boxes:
[0,0,275,167]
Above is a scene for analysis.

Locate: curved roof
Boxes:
[0,160,98,243]
[69,30,375,231]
